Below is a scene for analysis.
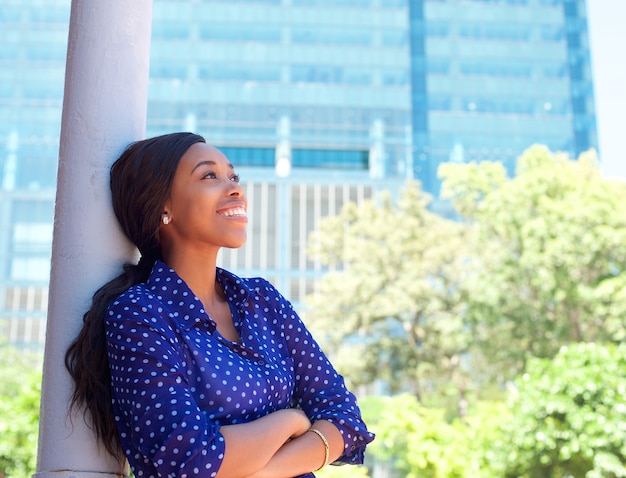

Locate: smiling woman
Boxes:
[64,132,374,478]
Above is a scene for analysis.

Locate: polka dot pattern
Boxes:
[106,260,374,478]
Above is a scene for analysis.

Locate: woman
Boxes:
[65,132,374,478]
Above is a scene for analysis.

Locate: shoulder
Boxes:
[106,283,168,328]
[218,268,285,305]
[245,276,282,300]
[109,282,160,310]
[218,270,299,329]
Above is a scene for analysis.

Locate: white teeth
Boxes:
[221,207,246,217]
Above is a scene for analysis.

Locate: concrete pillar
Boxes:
[34,1,153,477]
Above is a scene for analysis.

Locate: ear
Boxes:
[160,200,172,226]
[161,198,172,217]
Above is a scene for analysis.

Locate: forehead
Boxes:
[177,143,233,172]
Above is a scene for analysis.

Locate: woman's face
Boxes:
[160,143,248,255]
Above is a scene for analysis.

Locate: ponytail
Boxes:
[64,255,155,458]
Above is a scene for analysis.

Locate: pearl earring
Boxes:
[162,215,170,225]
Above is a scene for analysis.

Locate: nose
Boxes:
[227,180,244,197]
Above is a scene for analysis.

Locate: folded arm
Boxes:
[245,419,345,478]
[215,408,312,478]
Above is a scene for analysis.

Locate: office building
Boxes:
[1,1,69,348]
[0,0,597,348]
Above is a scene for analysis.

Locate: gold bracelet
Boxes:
[308,427,330,471]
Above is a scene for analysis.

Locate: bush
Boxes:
[360,393,509,478]
[359,343,626,478]
[0,346,42,478]
[500,343,626,478]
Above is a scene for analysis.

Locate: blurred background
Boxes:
[1,1,625,477]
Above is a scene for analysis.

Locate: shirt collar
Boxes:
[145,259,252,330]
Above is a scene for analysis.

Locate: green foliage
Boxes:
[360,394,511,478]
[305,181,471,397]
[498,342,626,478]
[440,146,626,378]
[315,464,370,478]
[357,344,625,478]
[0,346,42,478]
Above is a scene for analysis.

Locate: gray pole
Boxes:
[34,1,153,477]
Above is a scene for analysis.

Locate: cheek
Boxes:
[185,204,217,230]
[173,188,213,217]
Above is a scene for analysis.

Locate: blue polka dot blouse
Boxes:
[105,260,374,478]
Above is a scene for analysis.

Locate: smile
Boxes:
[218,207,247,217]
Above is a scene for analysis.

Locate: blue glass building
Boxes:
[410,0,597,192]
[148,0,597,193]
[0,0,598,348]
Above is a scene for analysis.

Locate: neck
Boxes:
[162,246,239,342]
[161,247,222,307]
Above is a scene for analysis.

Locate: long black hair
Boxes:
[64,132,205,458]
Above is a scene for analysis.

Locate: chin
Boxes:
[225,238,247,249]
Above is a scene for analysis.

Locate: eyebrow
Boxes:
[190,160,235,174]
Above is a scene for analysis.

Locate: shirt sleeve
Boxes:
[265,281,375,465]
[106,288,225,478]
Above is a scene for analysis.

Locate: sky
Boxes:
[586,0,626,179]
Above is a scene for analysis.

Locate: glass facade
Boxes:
[1,0,598,348]
[147,0,597,193]
[0,0,68,348]
[416,0,597,192]
[147,0,413,178]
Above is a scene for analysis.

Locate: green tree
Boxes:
[498,343,626,478]
[440,146,626,377]
[305,181,470,399]
[0,346,42,478]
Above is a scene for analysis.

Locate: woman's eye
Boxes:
[202,171,217,179]
[231,174,240,183]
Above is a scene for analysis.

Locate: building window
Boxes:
[460,60,533,78]
[150,63,187,80]
[198,65,281,82]
[382,30,408,47]
[541,25,564,42]
[426,22,449,37]
[152,24,189,40]
[218,146,275,167]
[459,23,531,41]
[291,0,372,6]
[292,65,341,84]
[427,58,450,74]
[292,28,371,46]
[292,149,369,170]
[382,69,409,86]
[199,24,281,42]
